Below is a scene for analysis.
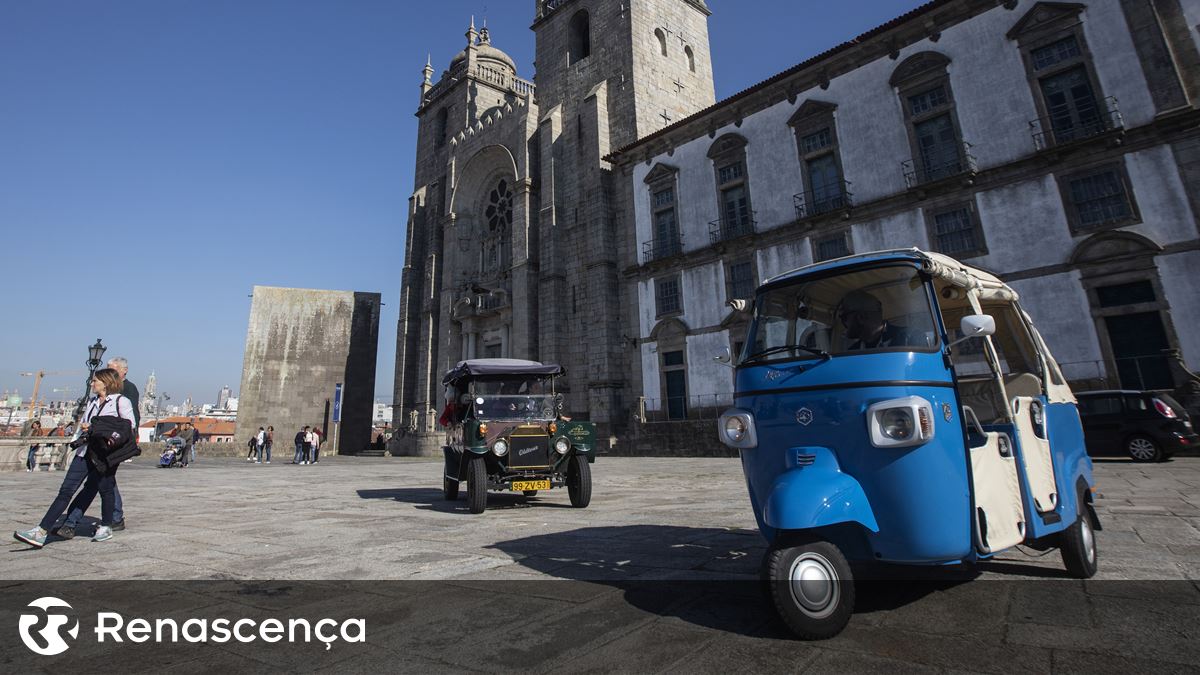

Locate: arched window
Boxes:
[569,10,590,65]
[684,45,695,72]
[481,177,513,275]
[655,28,668,57]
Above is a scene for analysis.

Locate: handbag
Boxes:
[86,396,139,472]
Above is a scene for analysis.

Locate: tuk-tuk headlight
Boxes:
[718,410,757,449]
[867,397,935,448]
[880,408,914,440]
[492,439,509,456]
[554,437,571,454]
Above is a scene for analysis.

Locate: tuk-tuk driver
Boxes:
[839,290,910,350]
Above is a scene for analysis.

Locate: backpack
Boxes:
[87,396,139,473]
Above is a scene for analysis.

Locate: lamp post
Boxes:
[70,338,106,424]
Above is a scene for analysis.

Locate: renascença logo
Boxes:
[19,597,79,656]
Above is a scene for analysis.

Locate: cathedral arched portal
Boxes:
[448,144,522,361]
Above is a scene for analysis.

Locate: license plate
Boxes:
[512,480,550,492]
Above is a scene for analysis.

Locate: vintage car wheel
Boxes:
[443,476,459,501]
[466,457,487,514]
[1060,509,1098,578]
[567,455,592,508]
[764,539,854,640]
[1125,435,1163,463]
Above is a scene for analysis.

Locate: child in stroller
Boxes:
[159,437,185,468]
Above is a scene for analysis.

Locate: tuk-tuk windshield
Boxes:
[744,265,939,363]
[470,378,558,421]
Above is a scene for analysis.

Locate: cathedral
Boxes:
[393,0,1200,456]
[392,0,717,455]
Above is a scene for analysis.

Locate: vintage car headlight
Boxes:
[867,397,934,448]
[554,437,571,454]
[491,439,509,456]
[717,409,757,449]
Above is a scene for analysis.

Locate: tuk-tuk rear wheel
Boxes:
[1060,511,1098,578]
[466,457,487,514]
[765,540,854,640]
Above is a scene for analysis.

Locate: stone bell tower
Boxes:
[530,0,715,441]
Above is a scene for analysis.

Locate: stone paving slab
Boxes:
[3,456,1200,672]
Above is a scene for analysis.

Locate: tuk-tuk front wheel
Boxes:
[1060,511,1098,578]
[466,457,487,514]
[765,539,854,640]
[567,455,591,508]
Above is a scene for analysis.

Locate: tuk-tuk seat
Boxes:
[957,373,1042,423]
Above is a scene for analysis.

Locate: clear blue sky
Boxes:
[0,0,926,406]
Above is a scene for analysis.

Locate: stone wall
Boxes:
[236,287,380,456]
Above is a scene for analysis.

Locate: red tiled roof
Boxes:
[147,416,236,436]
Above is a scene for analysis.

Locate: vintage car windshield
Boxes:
[470,378,558,421]
[743,265,939,363]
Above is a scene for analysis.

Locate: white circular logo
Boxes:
[18,597,79,656]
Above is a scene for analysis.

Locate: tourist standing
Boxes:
[302,426,314,465]
[311,426,322,463]
[254,427,266,464]
[191,425,200,464]
[263,426,274,464]
[26,421,43,472]
[14,368,135,547]
[293,426,307,464]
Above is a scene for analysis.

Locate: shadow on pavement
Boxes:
[355,487,573,514]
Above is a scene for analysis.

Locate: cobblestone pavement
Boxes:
[3,456,1199,672]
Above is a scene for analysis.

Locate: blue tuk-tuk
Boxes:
[719,249,1100,639]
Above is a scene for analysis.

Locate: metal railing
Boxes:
[636,394,734,424]
[794,181,854,220]
[642,236,683,263]
[1031,96,1123,150]
[708,212,756,245]
[902,141,977,189]
[1114,354,1174,391]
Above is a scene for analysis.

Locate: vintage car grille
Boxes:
[508,434,551,469]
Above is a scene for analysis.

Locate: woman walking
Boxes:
[13,369,136,547]
[26,420,43,472]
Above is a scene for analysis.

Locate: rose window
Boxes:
[485,179,513,233]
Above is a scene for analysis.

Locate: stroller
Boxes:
[159,438,185,468]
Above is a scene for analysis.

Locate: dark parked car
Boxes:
[1076,390,1197,462]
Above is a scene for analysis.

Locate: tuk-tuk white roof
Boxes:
[766,248,1016,301]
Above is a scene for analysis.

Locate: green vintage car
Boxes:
[440,359,595,514]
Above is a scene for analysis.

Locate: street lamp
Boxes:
[71,338,106,424]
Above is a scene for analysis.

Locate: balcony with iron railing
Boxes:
[902,141,978,189]
[794,180,854,220]
[708,211,756,246]
[1030,96,1123,150]
[642,235,683,264]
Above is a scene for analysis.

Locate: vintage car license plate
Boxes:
[512,480,550,492]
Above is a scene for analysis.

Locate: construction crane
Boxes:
[19,370,83,421]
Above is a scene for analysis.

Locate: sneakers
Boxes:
[301,461,308,465]
[14,527,47,549]
[93,526,113,542]
[112,520,126,532]
[56,525,77,540]
[255,461,261,464]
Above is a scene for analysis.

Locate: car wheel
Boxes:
[1125,435,1163,462]
[567,455,591,508]
[1060,509,1098,578]
[522,490,538,497]
[443,476,459,501]
[466,457,487,514]
[764,539,855,640]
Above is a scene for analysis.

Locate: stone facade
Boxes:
[238,286,380,455]
[607,0,1200,451]
[391,0,715,456]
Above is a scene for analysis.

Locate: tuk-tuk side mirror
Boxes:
[714,347,734,369]
[948,314,996,350]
